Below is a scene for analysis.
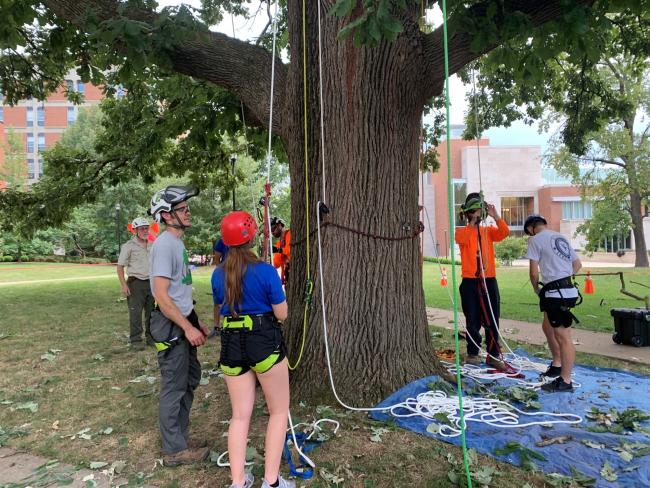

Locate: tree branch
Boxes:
[577,156,626,168]
[421,0,595,99]
[41,0,288,136]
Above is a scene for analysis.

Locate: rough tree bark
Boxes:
[43,0,596,402]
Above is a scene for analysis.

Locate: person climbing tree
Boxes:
[455,193,513,372]
[271,216,291,285]
[212,211,294,488]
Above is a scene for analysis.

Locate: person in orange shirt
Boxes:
[271,217,291,285]
[455,193,512,372]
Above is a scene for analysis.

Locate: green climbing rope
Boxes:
[441,0,473,486]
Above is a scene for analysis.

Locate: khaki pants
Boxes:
[127,277,154,345]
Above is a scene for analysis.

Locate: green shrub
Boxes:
[3,255,14,262]
[19,255,30,262]
[495,236,528,266]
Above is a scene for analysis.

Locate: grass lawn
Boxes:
[0,265,648,487]
[0,262,116,283]
[423,262,650,333]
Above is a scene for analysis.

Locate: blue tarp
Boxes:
[372,350,650,487]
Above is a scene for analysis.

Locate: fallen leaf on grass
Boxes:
[93,354,105,361]
[101,427,113,435]
[52,420,59,430]
[41,353,56,361]
[110,460,127,475]
[89,461,108,469]
[319,468,344,485]
[129,375,157,384]
[369,426,391,442]
[199,377,210,386]
[14,401,39,413]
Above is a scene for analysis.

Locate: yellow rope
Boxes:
[288,0,310,370]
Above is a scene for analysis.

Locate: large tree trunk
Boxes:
[279,2,441,404]
[629,192,649,267]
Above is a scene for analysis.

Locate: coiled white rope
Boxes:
[389,391,583,438]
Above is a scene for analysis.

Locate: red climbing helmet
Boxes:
[221,211,259,247]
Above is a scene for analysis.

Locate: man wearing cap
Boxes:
[117,217,154,350]
[148,185,211,466]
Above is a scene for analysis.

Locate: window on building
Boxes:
[66,79,73,92]
[562,201,593,220]
[38,133,45,152]
[37,106,45,127]
[601,231,632,253]
[453,180,468,227]
[77,81,85,94]
[26,134,34,153]
[26,106,34,127]
[67,106,76,125]
[37,159,44,177]
[27,159,35,180]
[501,196,535,230]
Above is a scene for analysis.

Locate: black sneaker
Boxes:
[541,364,562,378]
[541,377,573,393]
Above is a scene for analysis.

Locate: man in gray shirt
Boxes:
[148,185,210,466]
[525,214,582,393]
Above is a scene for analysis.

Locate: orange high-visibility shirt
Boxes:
[454,220,509,278]
[272,229,291,269]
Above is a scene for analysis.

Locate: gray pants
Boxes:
[127,278,154,345]
[151,310,201,454]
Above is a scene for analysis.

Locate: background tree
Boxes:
[464,8,650,267]
[0,129,27,190]
[0,0,643,401]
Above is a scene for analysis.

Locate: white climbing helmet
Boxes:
[149,185,199,223]
[131,217,150,229]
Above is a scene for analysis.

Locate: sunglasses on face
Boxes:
[174,204,191,214]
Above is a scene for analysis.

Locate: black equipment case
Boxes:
[611,308,650,347]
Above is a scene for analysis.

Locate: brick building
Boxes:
[420,125,650,257]
[0,70,103,183]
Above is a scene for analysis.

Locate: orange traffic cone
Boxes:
[584,271,594,294]
[440,267,448,287]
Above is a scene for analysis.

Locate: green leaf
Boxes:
[600,461,618,482]
[330,0,356,17]
[89,461,108,469]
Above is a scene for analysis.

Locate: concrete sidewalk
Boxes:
[426,307,650,365]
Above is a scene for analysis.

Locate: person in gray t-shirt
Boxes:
[525,214,582,393]
[148,184,210,467]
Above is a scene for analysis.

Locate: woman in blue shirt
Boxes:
[212,211,293,488]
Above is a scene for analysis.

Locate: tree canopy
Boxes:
[465,6,649,265]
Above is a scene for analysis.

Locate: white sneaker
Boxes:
[261,475,295,488]
[229,472,254,488]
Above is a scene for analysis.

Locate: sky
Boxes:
[155,0,554,151]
